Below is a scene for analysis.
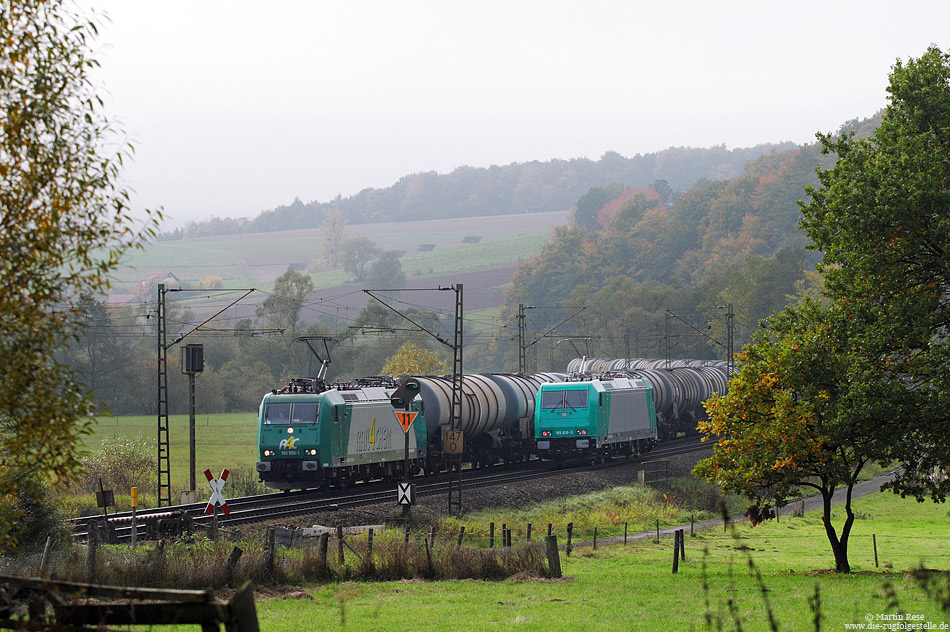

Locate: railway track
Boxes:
[72,436,710,543]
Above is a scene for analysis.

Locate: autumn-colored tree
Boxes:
[697,49,950,573]
[0,0,160,549]
[198,275,225,289]
[798,46,950,503]
[382,342,449,376]
[694,300,916,573]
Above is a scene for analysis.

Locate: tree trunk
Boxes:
[820,485,855,573]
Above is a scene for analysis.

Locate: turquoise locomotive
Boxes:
[256,377,427,490]
[534,376,657,463]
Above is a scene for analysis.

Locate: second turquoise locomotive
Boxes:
[534,377,656,463]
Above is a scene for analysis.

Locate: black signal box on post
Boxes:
[181,344,204,375]
[390,378,420,409]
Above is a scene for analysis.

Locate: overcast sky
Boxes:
[85,1,950,227]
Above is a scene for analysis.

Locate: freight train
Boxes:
[255,358,729,491]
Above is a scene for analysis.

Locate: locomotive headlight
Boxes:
[287,427,294,433]
[264,450,273,456]
[309,449,318,456]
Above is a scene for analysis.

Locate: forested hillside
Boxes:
[491,131,866,371]
[66,117,883,415]
[164,144,794,239]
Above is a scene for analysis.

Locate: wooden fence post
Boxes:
[526,523,532,542]
[489,522,495,549]
[226,546,243,587]
[593,527,598,551]
[336,526,345,566]
[566,522,573,556]
[547,523,552,536]
[624,522,628,545]
[672,530,680,574]
[368,528,375,558]
[85,530,98,582]
[227,581,261,632]
[873,534,879,568]
[265,527,276,575]
[545,535,562,579]
[424,538,433,577]
[456,526,465,550]
[678,529,685,561]
[318,532,330,575]
[38,535,52,577]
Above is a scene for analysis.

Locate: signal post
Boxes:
[391,379,420,518]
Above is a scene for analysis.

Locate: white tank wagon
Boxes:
[414,373,565,446]
[484,372,566,441]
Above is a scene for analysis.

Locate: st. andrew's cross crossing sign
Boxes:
[204,468,231,515]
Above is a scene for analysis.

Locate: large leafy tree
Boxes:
[0,0,160,549]
[799,46,950,501]
[382,342,449,376]
[256,267,314,336]
[695,300,916,573]
[341,236,382,282]
[697,47,950,573]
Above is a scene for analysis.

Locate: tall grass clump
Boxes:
[28,527,554,589]
[436,484,719,545]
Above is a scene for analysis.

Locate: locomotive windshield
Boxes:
[264,402,319,425]
[291,402,319,423]
[540,389,588,410]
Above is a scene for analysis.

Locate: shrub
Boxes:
[668,476,730,512]
[3,477,70,553]
[225,467,268,497]
[80,434,156,493]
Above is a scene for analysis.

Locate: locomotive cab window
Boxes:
[541,390,565,410]
[541,389,589,410]
[264,403,292,424]
[291,402,319,424]
[564,390,588,409]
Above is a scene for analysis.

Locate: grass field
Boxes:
[84,412,259,505]
[254,491,950,631]
[76,416,950,630]
[111,213,563,293]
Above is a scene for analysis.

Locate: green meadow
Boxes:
[78,417,950,630]
[112,220,554,293]
[85,412,260,503]
[253,491,950,631]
